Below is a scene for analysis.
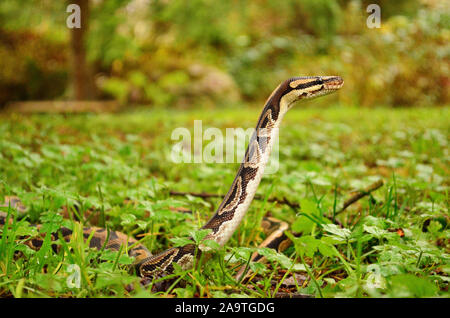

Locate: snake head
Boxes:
[280,76,344,108]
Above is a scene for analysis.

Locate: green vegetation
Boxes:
[0,106,448,297]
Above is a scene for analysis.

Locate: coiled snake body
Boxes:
[0,76,343,280]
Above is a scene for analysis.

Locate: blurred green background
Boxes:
[0,0,448,108]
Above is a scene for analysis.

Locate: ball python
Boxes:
[0,76,343,280]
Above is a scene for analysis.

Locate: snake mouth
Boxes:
[287,76,344,101]
[296,76,344,100]
[321,76,344,91]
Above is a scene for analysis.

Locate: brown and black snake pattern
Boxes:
[0,76,344,279]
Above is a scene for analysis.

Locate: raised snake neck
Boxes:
[138,76,344,277]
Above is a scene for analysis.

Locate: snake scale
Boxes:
[0,76,343,280]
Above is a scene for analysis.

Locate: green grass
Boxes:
[0,105,449,298]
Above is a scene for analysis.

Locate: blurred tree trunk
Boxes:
[70,0,95,100]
